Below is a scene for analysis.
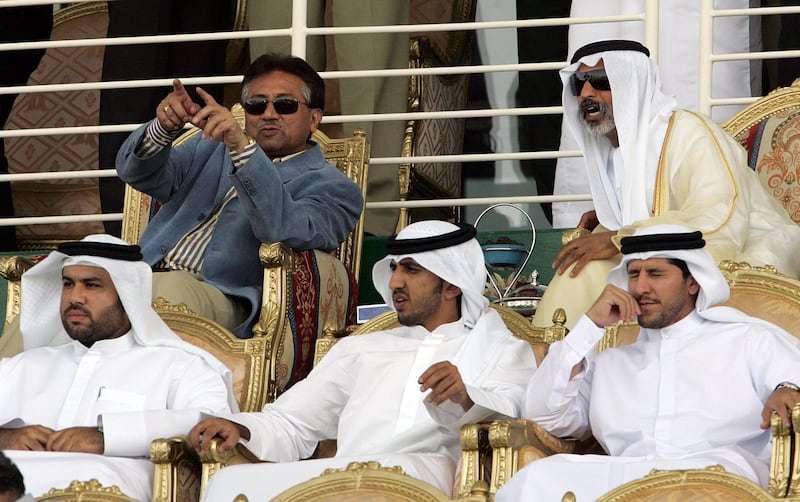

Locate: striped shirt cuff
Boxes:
[231,140,258,171]
[135,119,184,157]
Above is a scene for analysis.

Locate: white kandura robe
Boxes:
[533,110,800,330]
[201,318,537,501]
[552,0,757,227]
[496,311,800,501]
[0,333,232,501]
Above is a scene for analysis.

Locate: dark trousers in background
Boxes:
[515,1,571,224]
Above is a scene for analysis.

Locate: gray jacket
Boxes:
[116,123,363,337]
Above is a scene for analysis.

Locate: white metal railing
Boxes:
[0,1,797,234]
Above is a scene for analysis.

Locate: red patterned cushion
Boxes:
[277,250,358,392]
[742,111,800,223]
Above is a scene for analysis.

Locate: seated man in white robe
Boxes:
[497,224,800,501]
[0,235,236,501]
[189,220,538,500]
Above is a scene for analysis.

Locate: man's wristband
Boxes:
[775,381,800,393]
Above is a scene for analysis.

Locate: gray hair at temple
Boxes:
[240,52,324,111]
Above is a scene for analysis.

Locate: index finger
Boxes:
[188,419,212,449]
[172,78,186,95]
[417,361,451,384]
[554,249,580,275]
[195,86,218,107]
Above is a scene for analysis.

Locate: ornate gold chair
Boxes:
[121,104,369,403]
[721,77,800,224]
[36,479,138,502]
[147,299,277,501]
[269,461,489,502]
[484,261,800,499]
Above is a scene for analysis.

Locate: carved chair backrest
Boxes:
[721,77,800,224]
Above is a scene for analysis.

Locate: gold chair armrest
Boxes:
[1,256,36,330]
[784,404,800,497]
[457,422,492,498]
[198,438,262,494]
[487,419,576,495]
[150,436,202,502]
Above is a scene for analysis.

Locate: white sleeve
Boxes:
[426,335,538,430]
[101,356,233,457]
[523,315,605,438]
[203,343,357,462]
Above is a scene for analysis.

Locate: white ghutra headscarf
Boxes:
[606,224,799,342]
[560,40,678,230]
[371,220,530,381]
[19,234,238,410]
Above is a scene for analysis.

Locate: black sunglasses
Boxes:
[570,69,611,96]
[242,97,307,115]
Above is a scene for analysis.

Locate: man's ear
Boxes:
[308,108,323,132]
[443,283,461,301]
[687,275,700,296]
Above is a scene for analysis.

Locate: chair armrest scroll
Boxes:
[784,404,800,497]
[150,436,202,502]
[1,256,38,331]
[457,422,492,498]
[198,438,262,494]
[487,419,576,494]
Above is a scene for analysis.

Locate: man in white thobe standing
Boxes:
[189,220,538,500]
[497,224,800,501]
[0,234,236,500]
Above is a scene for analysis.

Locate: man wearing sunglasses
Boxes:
[115,53,364,339]
[531,39,800,332]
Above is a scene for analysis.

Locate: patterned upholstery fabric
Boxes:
[4,3,108,247]
[741,110,800,223]
[276,249,358,392]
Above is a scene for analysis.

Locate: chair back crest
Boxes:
[595,465,783,502]
[271,461,488,502]
[36,478,138,501]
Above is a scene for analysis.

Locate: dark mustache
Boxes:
[635,295,659,304]
[580,99,602,112]
[392,288,409,296]
[64,304,90,316]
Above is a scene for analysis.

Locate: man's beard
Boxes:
[62,301,128,347]
[396,281,443,327]
[579,99,616,137]
[635,295,687,329]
